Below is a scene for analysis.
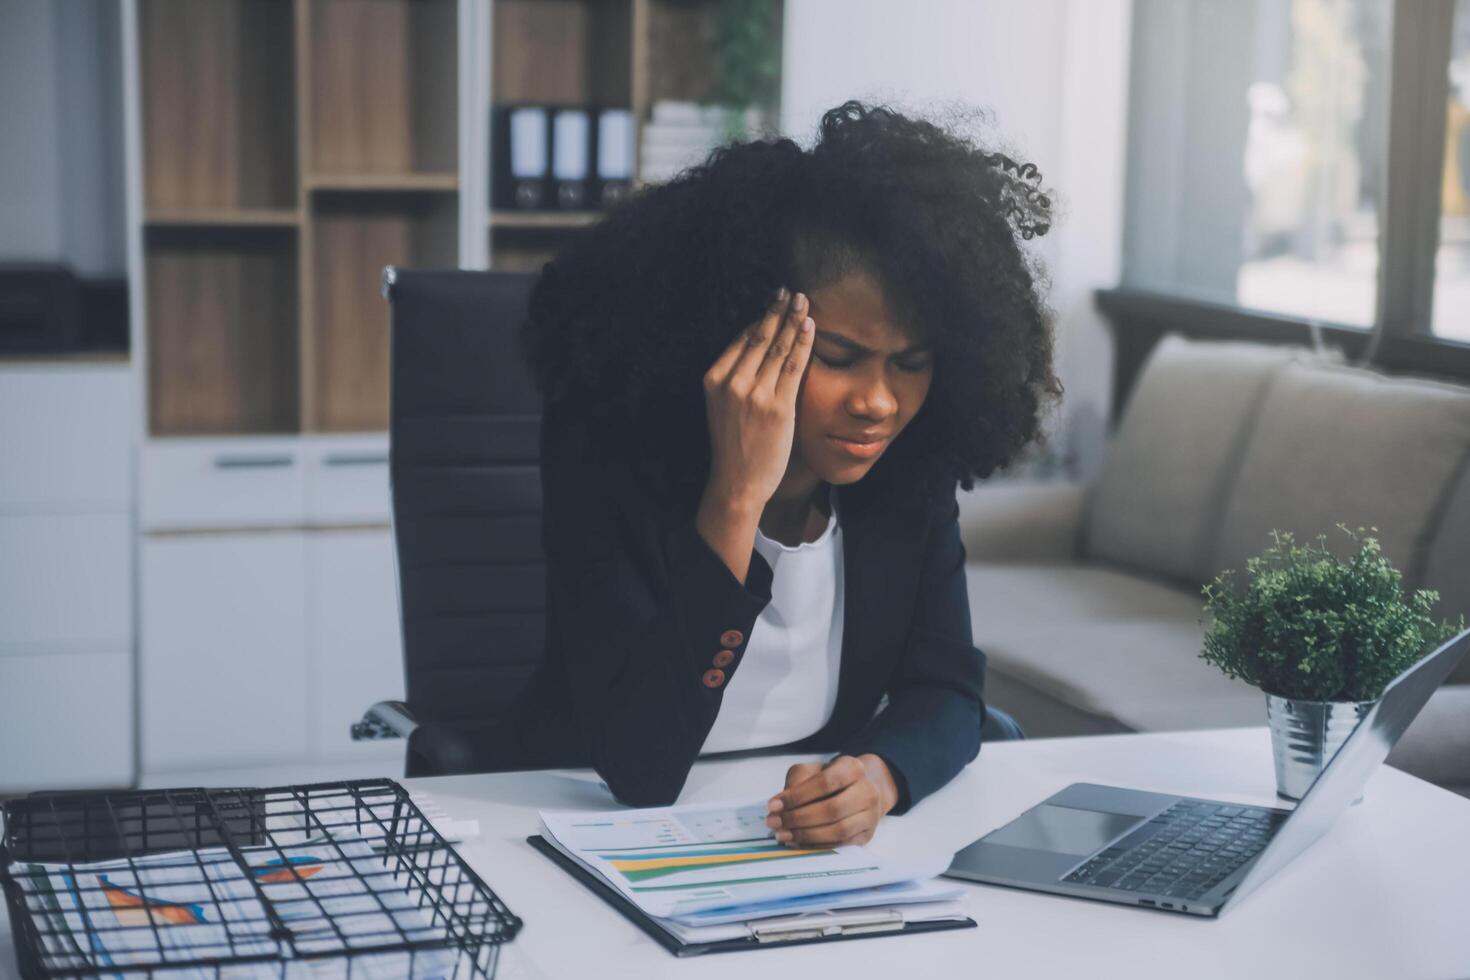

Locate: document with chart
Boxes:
[538,800,956,922]
[8,835,458,978]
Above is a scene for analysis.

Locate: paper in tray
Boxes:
[9,834,458,979]
[0,780,521,980]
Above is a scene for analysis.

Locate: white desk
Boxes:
[4,728,1468,979]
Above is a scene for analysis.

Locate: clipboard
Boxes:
[527,835,976,957]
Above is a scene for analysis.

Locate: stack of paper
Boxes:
[538,800,968,945]
[639,101,770,183]
[9,834,461,978]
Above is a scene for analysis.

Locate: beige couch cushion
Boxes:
[966,562,1262,731]
[1211,361,1470,595]
[1083,335,1301,587]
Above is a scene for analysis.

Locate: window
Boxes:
[1125,0,1389,329]
[1125,0,1470,353]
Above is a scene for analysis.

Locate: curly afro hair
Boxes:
[521,99,1062,512]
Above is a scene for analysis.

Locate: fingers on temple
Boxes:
[706,289,786,386]
[771,312,814,400]
[728,290,794,386]
[756,292,808,385]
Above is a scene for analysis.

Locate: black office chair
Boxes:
[352,268,545,775]
[354,268,1022,776]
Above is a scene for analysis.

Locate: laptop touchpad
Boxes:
[985,804,1142,856]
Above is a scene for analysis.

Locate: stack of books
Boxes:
[639,101,770,184]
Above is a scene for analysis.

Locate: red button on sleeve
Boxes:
[702,668,727,689]
[720,629,744,648]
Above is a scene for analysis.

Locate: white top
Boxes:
[699,504,845,755]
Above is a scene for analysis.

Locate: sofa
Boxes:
[957,334,1470,795]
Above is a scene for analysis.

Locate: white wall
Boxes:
[780,0,1133,477]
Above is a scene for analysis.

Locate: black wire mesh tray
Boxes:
[0,779,521,978]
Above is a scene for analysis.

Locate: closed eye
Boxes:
[815,351,932,372]
[815,351,858,369]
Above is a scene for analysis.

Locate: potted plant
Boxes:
[1200,526,1464,800]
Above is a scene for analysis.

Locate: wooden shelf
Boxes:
[132,0,782,437]
[490,210,604,230]
[493,0,632,105]
[146,208,300,228]
[306,173,459,193]
[139,0,296,212]
[144,226,299,436]
[307,0,457,177]
[308,193,457,432]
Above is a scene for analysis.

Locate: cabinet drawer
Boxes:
[0,650,133,792]
[305,435,391,526]
[0,513,132,649]
[141,438,307,531]
[0,365,132,510]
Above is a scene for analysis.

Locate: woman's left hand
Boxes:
[766,755,899,846]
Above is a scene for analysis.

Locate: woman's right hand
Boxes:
[695,288,815,582]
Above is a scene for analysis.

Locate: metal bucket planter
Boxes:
[1265,694,1375,801]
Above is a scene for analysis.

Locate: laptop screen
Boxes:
[1225,628,1470,909]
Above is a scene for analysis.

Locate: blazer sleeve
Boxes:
[838,497,987,814]
[539,422,774,807]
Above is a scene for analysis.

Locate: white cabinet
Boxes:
[0,367,132,509]
[309,530,404,763]
[0,363,134,793]
[304,435,392,526]
[140,438,307,532]
[0,513,131,651]
[140,533,310,772]
[0,652,133,791]
[137,437,405,779]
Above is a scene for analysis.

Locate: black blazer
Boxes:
[486,410,989,813]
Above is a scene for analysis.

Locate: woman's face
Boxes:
[790,268,934,487]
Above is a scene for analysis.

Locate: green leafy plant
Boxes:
[712,0,782,142]
[1200,526,1464,702]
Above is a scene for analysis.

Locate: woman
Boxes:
[508,101,1058,846]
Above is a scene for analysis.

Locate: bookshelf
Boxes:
[131,0,461,438]
[119,0,784,780]
[127,0,782,438]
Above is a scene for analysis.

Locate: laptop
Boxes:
[944,627,1470,917]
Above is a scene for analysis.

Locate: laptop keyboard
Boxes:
[1061,801,1287,902]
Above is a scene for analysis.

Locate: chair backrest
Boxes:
[386,268,545,731]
